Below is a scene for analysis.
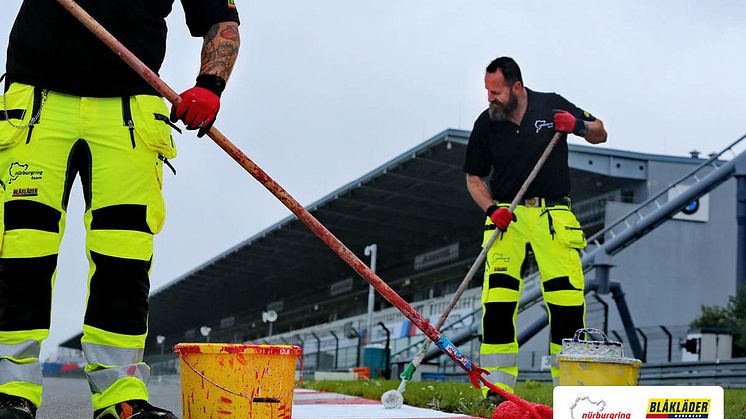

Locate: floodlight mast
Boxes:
[364,244,378,344]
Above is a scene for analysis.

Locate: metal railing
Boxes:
[639,358,746,387]
[583,133,746,256]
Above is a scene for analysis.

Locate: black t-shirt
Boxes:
[463,89,596,201]
[5,0,240,97]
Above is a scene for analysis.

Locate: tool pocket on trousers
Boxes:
[551,210,587,249]
[482,217,495,247]
[129,95,177,159]
[0,181,5,252]
[146,160,166,235]
[0,83,35,150]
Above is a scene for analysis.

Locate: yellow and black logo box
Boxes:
[646,398,710,418]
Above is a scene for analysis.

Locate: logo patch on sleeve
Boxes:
[228,0,236,8]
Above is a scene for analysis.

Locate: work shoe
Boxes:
[0,393,36,419]
[93,400,177,419]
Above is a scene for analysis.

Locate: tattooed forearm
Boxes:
[200,22,240,81]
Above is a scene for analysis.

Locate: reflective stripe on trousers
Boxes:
[82,342,149,394]
[82,342,144,367]
[480,353,518,368]
[481,368,517,390]
[479,353,519,391]
[0,339,43,386]
[86,363,150,394]
[0,340,41,360]
[0,361,42,386]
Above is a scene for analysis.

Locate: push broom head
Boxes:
[381,377,408,409]
[381,389,404,409]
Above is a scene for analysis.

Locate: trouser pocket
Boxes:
[122,95,177,159]
[547,209,587,249]
[146,161,166,235]
[0,82,43,149]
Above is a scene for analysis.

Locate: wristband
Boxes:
[573,119,588,137]
[195,74,226,97]
[485,205,499,217]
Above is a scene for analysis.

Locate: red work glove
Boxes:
[553,109,587,136]
[486,205,515,231]
[171,74,225,138]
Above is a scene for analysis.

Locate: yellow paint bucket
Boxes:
[557,328,642,386]
[174,343,303,419]
[557,355,642,385]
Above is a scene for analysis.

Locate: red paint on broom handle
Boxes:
[54,0,445,349]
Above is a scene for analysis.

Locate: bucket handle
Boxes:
[573,328,614,344]
[179,351,304,404]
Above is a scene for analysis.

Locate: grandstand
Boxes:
[60,128,743,382]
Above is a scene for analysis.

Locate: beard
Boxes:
[488,91,518,121]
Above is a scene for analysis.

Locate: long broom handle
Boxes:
[54,0,485,380]
[400,131,563,381]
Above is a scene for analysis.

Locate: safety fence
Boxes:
[584,298,693,364]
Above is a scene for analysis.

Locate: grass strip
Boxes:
[301,379,746,418]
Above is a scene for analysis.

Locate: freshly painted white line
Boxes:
[292,389,479,419]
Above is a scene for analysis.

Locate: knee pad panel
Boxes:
[542,275,581,292]
[5,201,61,233]
[84,251,151,335]
[547,302,585,345]
[488,273,520,291]
[0,255,57,330]
[91,204,151,234]
[483,301,518,344]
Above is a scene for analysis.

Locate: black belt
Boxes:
[497,196,571,208]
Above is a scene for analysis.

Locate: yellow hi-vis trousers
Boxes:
[480,199,586,395]
[0,82,176,409]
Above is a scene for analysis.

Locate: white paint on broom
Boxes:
[381,389,404,409]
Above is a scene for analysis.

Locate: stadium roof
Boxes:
[60,129,703,351]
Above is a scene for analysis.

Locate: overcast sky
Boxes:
[2,1,745,359]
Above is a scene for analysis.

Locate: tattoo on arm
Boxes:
[200,22,240,81]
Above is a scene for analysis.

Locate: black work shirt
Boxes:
[463,89,596,201]
[5,0,240,97]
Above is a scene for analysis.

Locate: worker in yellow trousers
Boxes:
[463,56,608,405]
[0,0,240,417]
